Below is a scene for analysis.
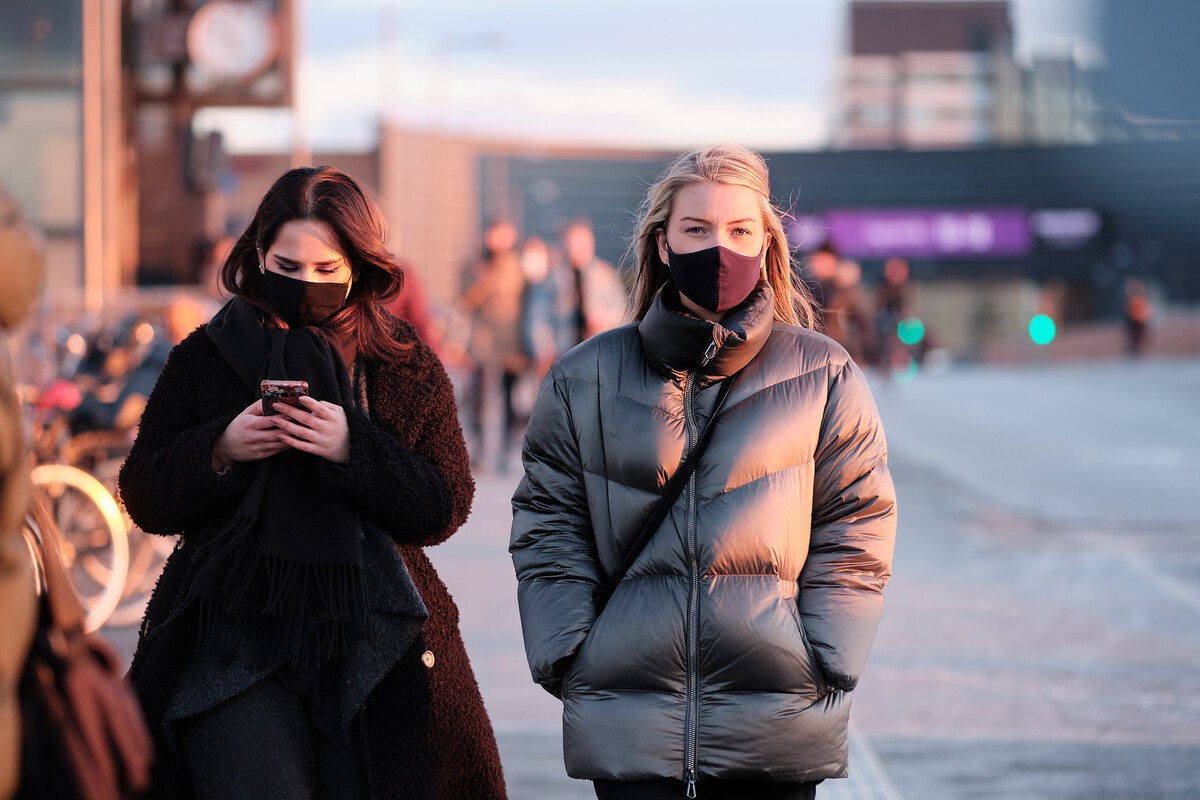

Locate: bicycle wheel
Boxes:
[84,452,171,628]
[103,525,175,628]
[31,463,129,632]
[19,523,46,596]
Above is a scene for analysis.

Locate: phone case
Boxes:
[260,379,309,415]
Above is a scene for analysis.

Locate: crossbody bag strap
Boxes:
[595,375,736,613]
[27,487,87,635]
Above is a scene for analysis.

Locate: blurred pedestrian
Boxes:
[384,260,441,354]
[1122,278,1152,357]
[118,167,506,799]
[0,186,42,800]
[560,218,629,344]
[461,219,527,471]
[873,257,911,375]
[519,236,566,381]
[821,258,876,366]
[803,242,839,309]
[511,144,896,799]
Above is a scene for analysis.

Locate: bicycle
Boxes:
[17,315,174,631]
[27,462,129,633]
[59,430,178,629]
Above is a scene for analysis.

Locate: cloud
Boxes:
[205,42,830,153]
[203,0,1106,154]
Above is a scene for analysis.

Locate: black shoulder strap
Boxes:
[595,376,736,613]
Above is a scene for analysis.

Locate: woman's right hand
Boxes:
[211,399,291,472]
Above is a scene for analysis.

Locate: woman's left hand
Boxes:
[269,395,350,464]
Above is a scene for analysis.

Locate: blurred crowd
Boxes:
[2,196,1164,490]
[434,218,938,471]
[437,217,630,473]
[804,244,929,380]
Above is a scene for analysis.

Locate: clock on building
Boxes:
[186,0,280,85]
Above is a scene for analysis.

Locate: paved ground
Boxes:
[857,357,1200,800]
[104,356,1200,799]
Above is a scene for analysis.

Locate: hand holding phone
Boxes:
[260,379,310,415]
[261,382,351,465]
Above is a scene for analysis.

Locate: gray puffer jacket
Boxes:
[510,283,896,785]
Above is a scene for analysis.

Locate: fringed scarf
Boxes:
[188,296,371,666]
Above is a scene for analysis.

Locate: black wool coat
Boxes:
[119,317,506,799]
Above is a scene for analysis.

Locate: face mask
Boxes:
[666,242,764,313]
[263,270,351,326]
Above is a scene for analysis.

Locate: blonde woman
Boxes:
[511,144,896,799]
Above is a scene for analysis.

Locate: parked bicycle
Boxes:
[18,313,174,631]
[25,462,129,632]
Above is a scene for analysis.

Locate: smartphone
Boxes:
[260,379,309,415]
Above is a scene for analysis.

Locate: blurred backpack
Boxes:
[18,489,153,799]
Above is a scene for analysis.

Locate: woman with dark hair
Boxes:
[511,144,896,799]
[120,166,506,799]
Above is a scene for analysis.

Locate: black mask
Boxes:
[666,242,763,313]
[263,270,351,326]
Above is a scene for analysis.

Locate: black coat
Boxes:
[119,318,506,799]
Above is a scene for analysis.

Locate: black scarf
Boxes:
[189,297,371,666]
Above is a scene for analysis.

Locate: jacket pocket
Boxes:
[795,611,829,695]
[559,653,580,699]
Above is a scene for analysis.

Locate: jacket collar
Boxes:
[638,279,775,382]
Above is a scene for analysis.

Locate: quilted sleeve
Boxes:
[509,368,602,697]
[799,357,897,691]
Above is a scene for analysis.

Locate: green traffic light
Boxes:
[1029,314,1056,346]
[896,317,925,346]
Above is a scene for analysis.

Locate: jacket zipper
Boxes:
[682,369,700,798]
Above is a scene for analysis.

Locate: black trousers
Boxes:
[594,778,819,799]
[177,670,364,800]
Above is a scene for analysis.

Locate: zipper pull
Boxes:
[699,339,719,367]
[685,769,697,798]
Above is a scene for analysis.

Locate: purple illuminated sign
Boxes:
[824,208,1032,258]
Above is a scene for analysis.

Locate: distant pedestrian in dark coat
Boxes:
[1122,278,1152,357]
[119,166,506,799]
[821,258,875,366]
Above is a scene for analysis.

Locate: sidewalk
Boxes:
[103,466,908,799]
[979,308,1200,363]
[100,355,1200,797]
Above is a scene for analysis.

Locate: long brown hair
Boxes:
[625,143,818,328]
[219,166,408,361]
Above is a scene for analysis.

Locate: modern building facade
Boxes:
[477,139,1199,353]
[838,1,1023,149]
[1,0,96,299]
[835,0,1141,150]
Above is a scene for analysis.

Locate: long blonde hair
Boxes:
[625,143,817,328]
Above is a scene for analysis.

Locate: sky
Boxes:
[196,0,1104,154]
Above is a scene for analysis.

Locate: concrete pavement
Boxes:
[855,357,1200,799]
[434,358,1200,798]
[104,355,1200,798]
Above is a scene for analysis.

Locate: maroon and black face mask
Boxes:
[666,242,764,313]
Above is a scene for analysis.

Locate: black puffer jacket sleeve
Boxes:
[509,367,602,697]
[117,330,255,539]
[320,336,474,547]
[800,357,897,691]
